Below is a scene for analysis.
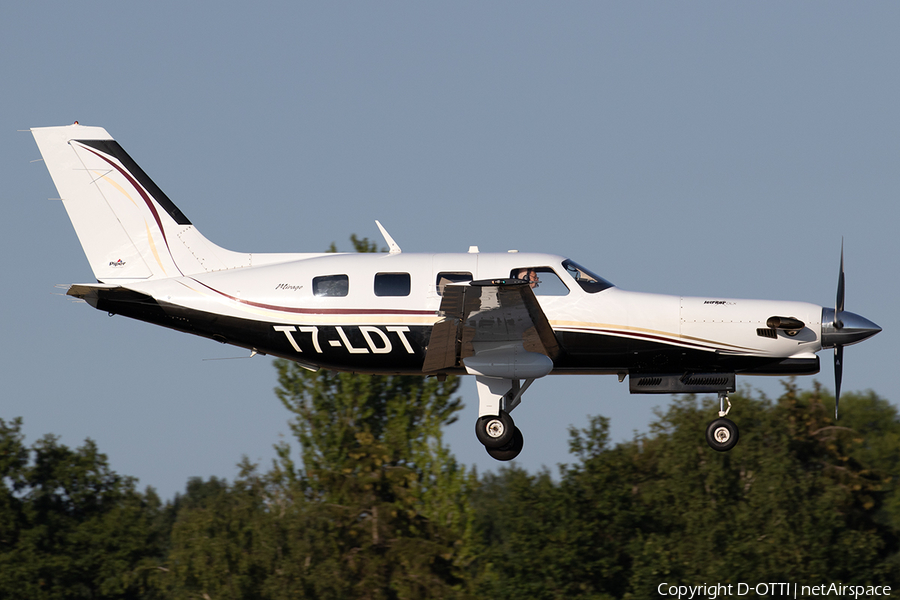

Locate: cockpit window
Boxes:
[511,267,570,296]
[562,259,613,293]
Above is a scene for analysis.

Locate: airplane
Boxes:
[30,123,881,460]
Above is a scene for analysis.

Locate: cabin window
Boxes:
[510,267,570,296]
[313,274,349,297]
[436,272,473,295]
[374,272,411,297]
[562,259,614,293]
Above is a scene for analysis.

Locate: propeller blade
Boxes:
[826,239,880,420]
[836,239,845,317]
[834,344,843,419]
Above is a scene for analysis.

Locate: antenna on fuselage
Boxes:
[375,220,402,254]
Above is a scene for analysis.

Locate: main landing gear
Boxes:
[475,411,525,461]
[705,390,739,452]
[474,376,531,461]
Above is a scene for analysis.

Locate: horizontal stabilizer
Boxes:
[67,283,121,299]
[66,283,157,312]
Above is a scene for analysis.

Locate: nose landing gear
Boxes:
[705,390,739,452]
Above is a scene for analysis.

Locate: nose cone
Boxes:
[821,308,882,348]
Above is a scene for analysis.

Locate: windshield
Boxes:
[562,259,614,293]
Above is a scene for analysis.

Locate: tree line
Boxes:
[2,369,899,599]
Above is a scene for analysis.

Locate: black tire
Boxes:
[475,411,515,449]
[486,427,524,461]
[706,418,739,452]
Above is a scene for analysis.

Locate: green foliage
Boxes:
[156,465,274,599]
[623,383,888,591]
[157,361,474,599]
[0,417,166,599]
[267,360,472,598]
[8,376,900,599]
[468,418,641,599]
[274,362,462,485]
[327,234,384,254]
[466,383,900,598]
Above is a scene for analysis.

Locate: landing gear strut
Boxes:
[705,391,739,452]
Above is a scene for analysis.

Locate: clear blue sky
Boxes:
[2,2,897,499]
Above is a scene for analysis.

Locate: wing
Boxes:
[422,278,559,375]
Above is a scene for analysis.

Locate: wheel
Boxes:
[486,427,524,461]
[706,418,739,452]
[475,411,515,449]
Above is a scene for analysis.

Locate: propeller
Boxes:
[835,241,844,418]
[834,345,843,418]
[836,241,845,316]
[821,241,881,419]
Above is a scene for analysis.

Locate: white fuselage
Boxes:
[114,251,824,376]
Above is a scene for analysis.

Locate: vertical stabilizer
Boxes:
[32,124,251,282]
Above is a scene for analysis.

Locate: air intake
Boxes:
[629,372,736,394]
[682,374,732,387]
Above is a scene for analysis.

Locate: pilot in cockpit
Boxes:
[516,268,540,289]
